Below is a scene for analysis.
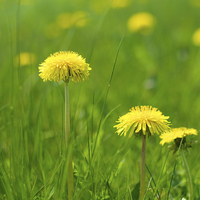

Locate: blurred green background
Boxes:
[2,0,200,126]
[1,0,200,198]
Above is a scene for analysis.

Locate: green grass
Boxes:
[1,0,200,199]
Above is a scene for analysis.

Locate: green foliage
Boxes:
[1,0,200,199]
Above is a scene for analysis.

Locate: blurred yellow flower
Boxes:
[114,106,171,138]
[110,0,130,9]
[39,51,91,82]
[127,12,156,35]
[192,28,200,46]
[72,11,89,27]
[14,52,37,67]
[56,11,89,29]
[160,127,198,146]
[45,11,89,38]
[56,13,72,29]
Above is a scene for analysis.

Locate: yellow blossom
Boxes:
[71,11,89,27]
[38,51,91,82]
[114,106,171,138]
[127,12,156,35]
[14,52,37,67]
[56,13,72,29]
[56,11,89,29]
[160,127,198,146]
[192,28,200,46]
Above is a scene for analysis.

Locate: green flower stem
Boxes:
[139,134,146,200]
[65,80,74,199]
[180,149,193,200]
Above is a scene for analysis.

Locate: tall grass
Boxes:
[1,0,200,199]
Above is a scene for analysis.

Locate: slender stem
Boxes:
[139,134,146,200]
[65,80,74,199]
[181,149,193,200]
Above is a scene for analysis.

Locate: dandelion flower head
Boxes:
[114,106,171,138]
[160,127,198,146]
[127,12,156,35]
[39,51,91,82]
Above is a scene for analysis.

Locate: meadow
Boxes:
[1,0,200,199]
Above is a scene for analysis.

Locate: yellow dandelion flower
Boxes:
[38,51,91,82]
[160,127,198,146]
[192,28,200,46]
[114,106,171,138]
[14,52,37,67]
[56,13,72,29]
[127,12,156,35]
